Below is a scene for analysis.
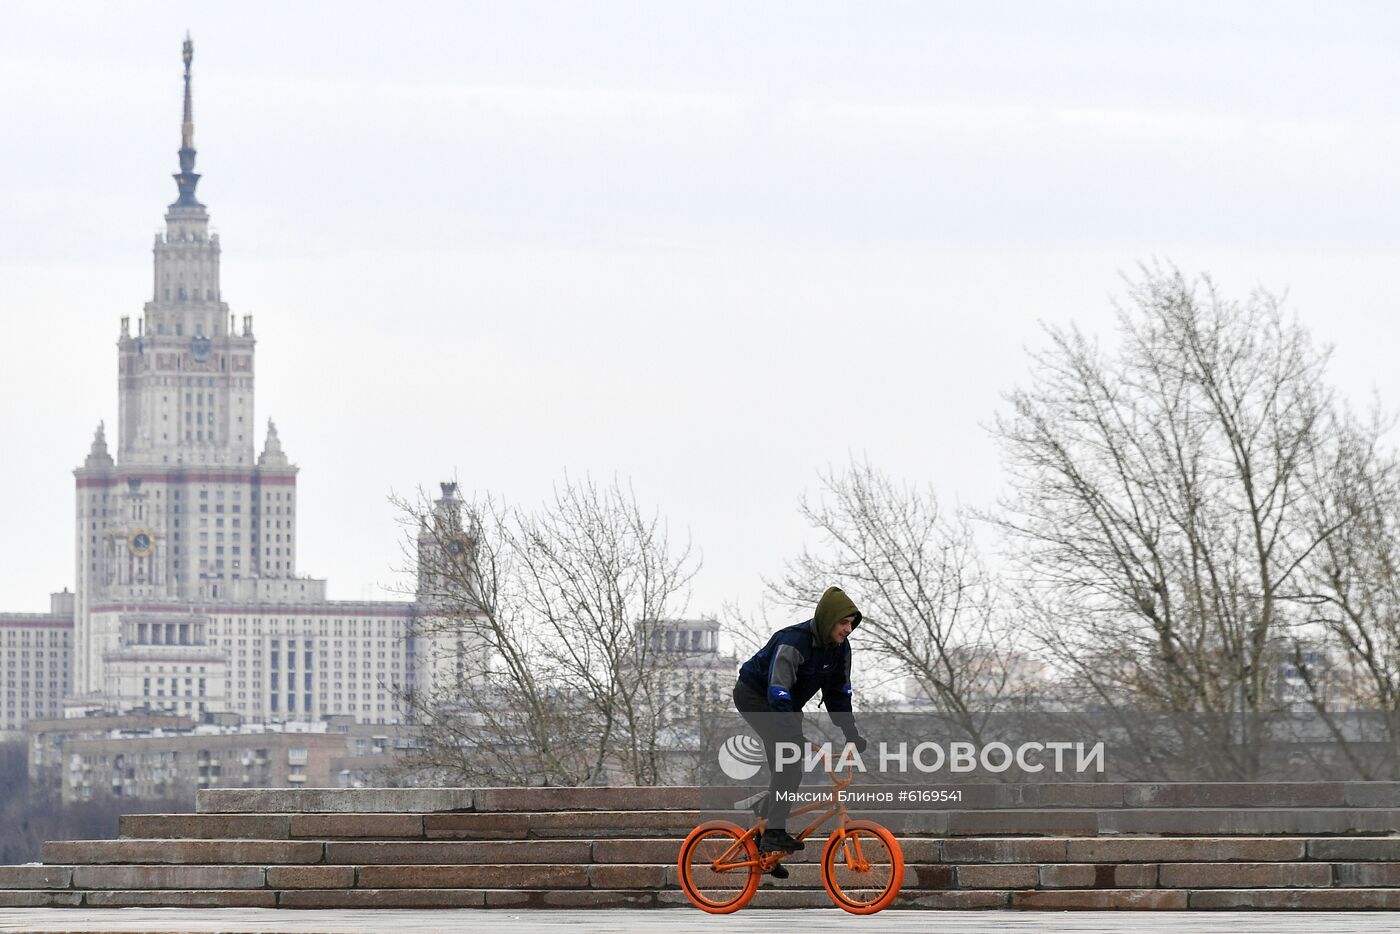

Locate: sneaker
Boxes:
[759,828,804,852]
[767,862,790,879]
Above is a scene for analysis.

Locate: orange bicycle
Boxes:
[677,745,904,914]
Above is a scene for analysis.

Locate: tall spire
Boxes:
[172,32,203,208]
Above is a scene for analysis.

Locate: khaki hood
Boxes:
[811,586,862,645]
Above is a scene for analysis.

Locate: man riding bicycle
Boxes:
[734,586,868,860]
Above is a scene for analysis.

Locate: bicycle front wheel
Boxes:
[821,819,904,914]
[677,819,761,913]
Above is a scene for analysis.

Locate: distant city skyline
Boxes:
[4,2,1400,624]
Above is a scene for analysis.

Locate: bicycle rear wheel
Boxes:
[821,819,904,914]
[677,819,761,913]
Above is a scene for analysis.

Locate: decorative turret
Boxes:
[84,422,114,469]
[171,33,203,209]
[258,420,289,467]
[438,481,462,511]
[417,480,477,599]
[430,481,468,537]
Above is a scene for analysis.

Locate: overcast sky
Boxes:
[3,2,1400,622]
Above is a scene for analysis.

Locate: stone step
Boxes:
[45,834,1400,867]
[7,885,1400,910]
[122,813,295,839]
[276,888,1036,910]
[279,888,662,909]
[46,839,608,866]
[194,782,1400,814]
[0,861,977,893]
[33,840,1400,878]
[1090,809,1400,836]
[124,807,1400,840]
[0,889,278,908]
[0,860,1346,892]
[0,888,884,909]
[596,835,1400,865]
[1186,888,1400,909]
[123,810,713,840]
[197,788,476,814]
[42,839,326,866]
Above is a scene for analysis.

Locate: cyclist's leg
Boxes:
[733,680,803,831]
[732,680,776,818]
[762,716,804,829]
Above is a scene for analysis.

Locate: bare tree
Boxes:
[766,458,1026,747]
[1287,416,1400,777]
[390,476,700,786]
[992,266,1359,779]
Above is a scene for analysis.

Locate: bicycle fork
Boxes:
[840,829,872,873]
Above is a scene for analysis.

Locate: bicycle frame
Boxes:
[706,757,868,874]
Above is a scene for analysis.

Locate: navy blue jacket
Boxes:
[738,619,858,739]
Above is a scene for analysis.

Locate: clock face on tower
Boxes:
[128,529,156,558]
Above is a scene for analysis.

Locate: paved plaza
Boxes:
[3,909,1400,933]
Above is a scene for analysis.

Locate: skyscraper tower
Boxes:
[71,37,304,701]
[8,37,460,734]
[49,37,418,728]
[121,33,257,469]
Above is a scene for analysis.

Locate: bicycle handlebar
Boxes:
[808,741,858,788]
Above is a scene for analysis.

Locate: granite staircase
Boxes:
[4,782,1400,909]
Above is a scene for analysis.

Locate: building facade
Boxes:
[0,41,512,744]
[54,38,433,726]
[653,617,736,719]
[25,714,403,803]
[0,592,75,734]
